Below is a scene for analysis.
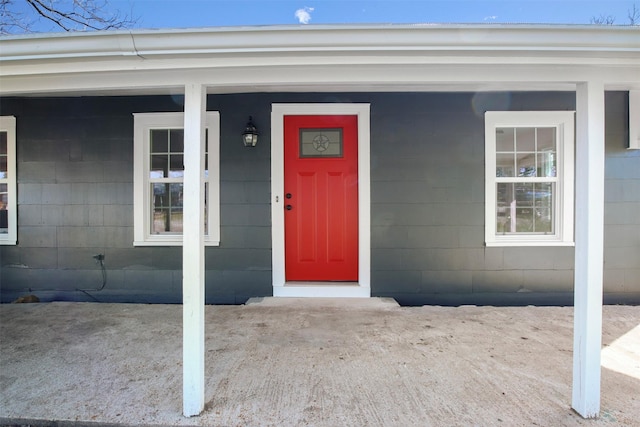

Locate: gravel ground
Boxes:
[0,299,638,426]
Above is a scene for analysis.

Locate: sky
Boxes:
[116,0,639,28]
[9,0,640,33]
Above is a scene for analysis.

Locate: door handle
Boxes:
[286,205,293,210]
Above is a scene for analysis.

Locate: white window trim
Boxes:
[133,112,220,246]
[485,111,575,247]
[0,116,17,245]
[629,90,640,150]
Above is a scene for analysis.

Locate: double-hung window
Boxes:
[0,116,17,245]
[485,111,574,246]
[133,112,220,246]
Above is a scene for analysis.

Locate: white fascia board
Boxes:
[1,62,639,97]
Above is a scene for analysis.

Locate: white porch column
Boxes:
[572,81,605,418]
[182,83,206,417]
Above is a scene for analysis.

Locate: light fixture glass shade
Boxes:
[242,116,259,147]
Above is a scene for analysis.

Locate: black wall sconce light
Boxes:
[242,116,259,147]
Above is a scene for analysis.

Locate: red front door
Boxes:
[284,115,358,281]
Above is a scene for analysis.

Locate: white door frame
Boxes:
[271,103,371,297]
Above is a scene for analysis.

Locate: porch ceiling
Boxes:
[1,24,639,96]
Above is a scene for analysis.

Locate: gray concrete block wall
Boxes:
[0,96,274,303]
[603,91,640,301]
[1,92,638,305]
[367,92,580,305]
[0,97,138,301]
[368,92,638,305]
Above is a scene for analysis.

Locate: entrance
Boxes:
[271,103,371,298]
[284,115,359,281]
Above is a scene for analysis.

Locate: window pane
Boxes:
[517,153,537,177]
[496,128,514,152]
[496,153,514,177]
[0,132,7,155]
[167,183,183,208]
[515,207,534,232]
[537,127,556,151]
[0,156,6,178]
[496,182,513,233]
[0,132,6,179]
[515,183,534,205]
[204,131,210,179]
[516,128,536,152]
[300,128,343,157]
[151,183,183,233]
[151,155,168,178]
[0,184,7,233]
[151,130,169,153]
[152,183,168,207]
[535,208,553,233]
[537,152,556,177]
[533,183,554,233]
[496,182,554,234]
[534,182,553,207]
[169,154,184,178]
[204,182,208,235]
[170,129,184,152]
[537,128,556,177]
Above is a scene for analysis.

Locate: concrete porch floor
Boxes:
[0,299,638,426]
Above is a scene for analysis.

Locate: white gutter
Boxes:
[1,24,639,62]
[0,24,638,96]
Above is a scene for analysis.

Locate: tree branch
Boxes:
[2,0,137,33]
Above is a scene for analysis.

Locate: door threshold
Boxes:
[274,283,370,298]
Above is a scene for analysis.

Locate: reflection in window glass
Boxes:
[496,183,554,234]
[516,152,536,177]
[300,128,343,157]
[496,127,556,178]
[515,127,536,151]
[496,128,514,152]
[170,129,184,151]
[204,182,208,235]
[496,153,514,177]
[0,183,7,233]
[151,154,168,178]
[151,183,183,234]
[0,132,6,179]
[151,129,168,152]
[150,129,184,179]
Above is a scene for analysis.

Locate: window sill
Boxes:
[0,239,17,246]
[134,240,220,247]
[485,240,575,247]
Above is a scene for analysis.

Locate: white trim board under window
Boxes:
[0,116,17,245]
[485,111,574,247]
[133,112,220,246]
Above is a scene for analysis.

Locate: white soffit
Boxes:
[1,24,639,96]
